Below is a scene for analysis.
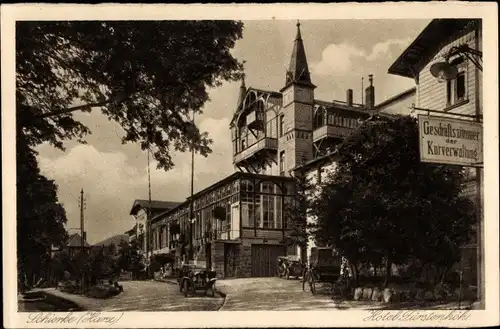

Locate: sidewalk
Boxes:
[213,278,477,311]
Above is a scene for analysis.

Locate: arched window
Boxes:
[314,107,325,129]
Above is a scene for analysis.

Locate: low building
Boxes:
[52,232,91,258]
[376,87,416,116]
[124,224,137,243]
[129,199,182,257]
[150,172,296,278]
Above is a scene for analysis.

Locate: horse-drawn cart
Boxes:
[302,247,343,295]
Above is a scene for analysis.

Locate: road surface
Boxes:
[22,280,224,312]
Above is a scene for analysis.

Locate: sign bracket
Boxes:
[411,105,482,121]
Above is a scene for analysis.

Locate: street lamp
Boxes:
[430,44,483,82]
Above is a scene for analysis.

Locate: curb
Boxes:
[32,289,87,311]
[155,278,179,286]
[215,283,229,311]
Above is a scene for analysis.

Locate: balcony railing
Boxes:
[312,124,354,142]
[233,137,278,164]
[206,229,240,241]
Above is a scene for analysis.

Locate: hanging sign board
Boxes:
[418,115,483,167]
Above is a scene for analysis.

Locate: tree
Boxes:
[310,115,476,286]
[117,240,145,279]
[17,20,244,170]
[282,173,310,256]
[17,135,68,289]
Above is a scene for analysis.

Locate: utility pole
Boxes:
[189,111,195,264]
[361,77,364,106]
[147,147,152,277]
[78,188,86,293]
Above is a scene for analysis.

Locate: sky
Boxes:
[36,19,431,244]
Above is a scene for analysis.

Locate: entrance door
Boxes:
[251,244,286,277]
[224,244,237,278]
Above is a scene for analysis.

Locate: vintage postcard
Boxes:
[2,2,499,328]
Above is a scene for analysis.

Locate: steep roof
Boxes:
[93,234,129,247]
[281,21,315,91]
[388,19,479,78]
[129,199,182,216]
[67,233,90,248]
[235,75,247,112]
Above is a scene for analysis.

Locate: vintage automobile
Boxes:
[178,264,217,297]
[302,247,343,295]
[277,255,304,280]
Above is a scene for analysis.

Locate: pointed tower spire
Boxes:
[236,72,246,111]
[282,20,315,90]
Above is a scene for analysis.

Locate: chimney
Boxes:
[346,89,353,107]
[365,74,375,109]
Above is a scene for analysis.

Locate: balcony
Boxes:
[233,137,278,165]
[313,124,354,142]
[213,229,241,241]
[246,110,264,129]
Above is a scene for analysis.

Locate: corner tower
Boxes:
[278,21,315,175]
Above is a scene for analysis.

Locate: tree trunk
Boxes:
[440,267,448,285]
[350,263,359,286]
[384,254,392,288]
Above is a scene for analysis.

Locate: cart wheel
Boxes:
[183,280,189,297]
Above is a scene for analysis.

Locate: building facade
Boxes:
[388,18,483,298]
[143,21,425,278]
[150,172,296,278]
[129,200,181,258]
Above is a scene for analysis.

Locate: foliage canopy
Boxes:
[310,116,477,284]
[17,20,244,170]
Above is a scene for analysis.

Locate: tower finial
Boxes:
[295,20,302,40]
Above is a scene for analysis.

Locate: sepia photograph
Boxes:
[2,3,498,328]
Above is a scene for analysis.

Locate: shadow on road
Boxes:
[19,291,84,312]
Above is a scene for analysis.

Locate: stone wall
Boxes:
[211,242,225,279]
[239,244,253,277]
